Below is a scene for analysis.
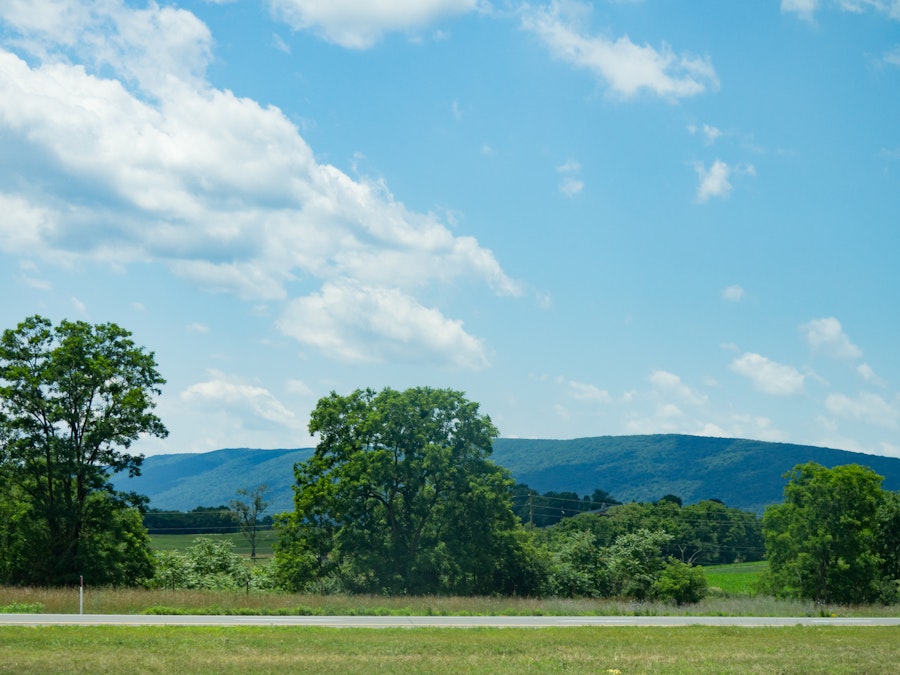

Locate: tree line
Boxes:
[2,316,899,605]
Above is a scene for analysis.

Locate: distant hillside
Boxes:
[492,435,900,513]
[115,435,900,515]
[117,447,313,513]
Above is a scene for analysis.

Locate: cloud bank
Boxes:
[0,0,519,369]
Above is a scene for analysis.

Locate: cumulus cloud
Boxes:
[694,159,731,201]
[857,363,886,386]
[730,352,805,395]
[567,380,612,403]
[826,391,899,428]
[268,0,479,49]
[522,1,718,99]
[781,0,820,20]
[801,317,862,360]
[0,0,518,369]
[688,123,723,144]
[649,370,707,406]
[694,160,754,202]
[277,280,491,370]
[181,370,300,429]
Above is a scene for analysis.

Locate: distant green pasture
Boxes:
[704,561,766,596]
[150,530,277,558]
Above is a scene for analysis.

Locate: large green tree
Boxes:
[763,462,887,604]
[0,315,166,585]
[275,386,539,595]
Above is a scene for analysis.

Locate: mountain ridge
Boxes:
[116,434,900,515]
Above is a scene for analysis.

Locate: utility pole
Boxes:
[529,493,534,530]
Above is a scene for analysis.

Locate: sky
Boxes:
[1,0,899,458]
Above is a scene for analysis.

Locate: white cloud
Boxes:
[721,284,745,302]
[649,370,707,406]
[694,160,754,202]
[522,1,718,100]
[277,280,491,369]
[826,391,899,428]
[884,45,900,65]
[567,380,612,403]
[731,352,805,395]
[0,1,518,367]
[285,379,313,396]
[557,160,584,197]
[857,363,886,386]
[268,0,479,49]
[559,177,584,197]
[272,33,291,54]
[689,123,723,144]
[701,123,722,144]
[694,159,732,202]
[801,317,862,360]
[782,0,900,20]
[186,322,209,334]
[782,0,821,20]
[181,370,299,429]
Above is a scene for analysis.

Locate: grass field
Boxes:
[704,561,767,596]
[150,530,277,558]
[1,624,898,673]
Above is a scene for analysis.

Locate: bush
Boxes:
[653,558,708,605]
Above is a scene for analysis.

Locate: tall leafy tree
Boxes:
[275,386,538,595]
[0,315,166,585]
[763,462,886,604]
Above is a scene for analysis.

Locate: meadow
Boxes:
[3,550,899,674]
[1,624,898,673]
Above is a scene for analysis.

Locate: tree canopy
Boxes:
[274,386,538,595]
[0,315,166,585]
[763,462,898,604]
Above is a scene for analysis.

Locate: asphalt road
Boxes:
[2,614,899,627]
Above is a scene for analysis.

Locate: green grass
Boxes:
[0,625,898,673]
[704,561,767,597]
[149,531,277,558]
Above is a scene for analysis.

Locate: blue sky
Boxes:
[1,0,899,458]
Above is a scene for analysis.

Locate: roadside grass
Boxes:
[1,625,898,674]
[2,586,899,618]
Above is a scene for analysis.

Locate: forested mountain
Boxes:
[118,435,900,515]
[492,435,900,513]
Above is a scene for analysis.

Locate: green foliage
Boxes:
[148,537,274,592]
[546,498,764,566]
[0,315,166,585]
[763,462,896,604]
[543,529,608,598]
[512,485,619,528]
[606,529,673,600]
[0,602,43,613]
[654,558,708,604]
[274,387,539,595]
[144,506,242,535]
